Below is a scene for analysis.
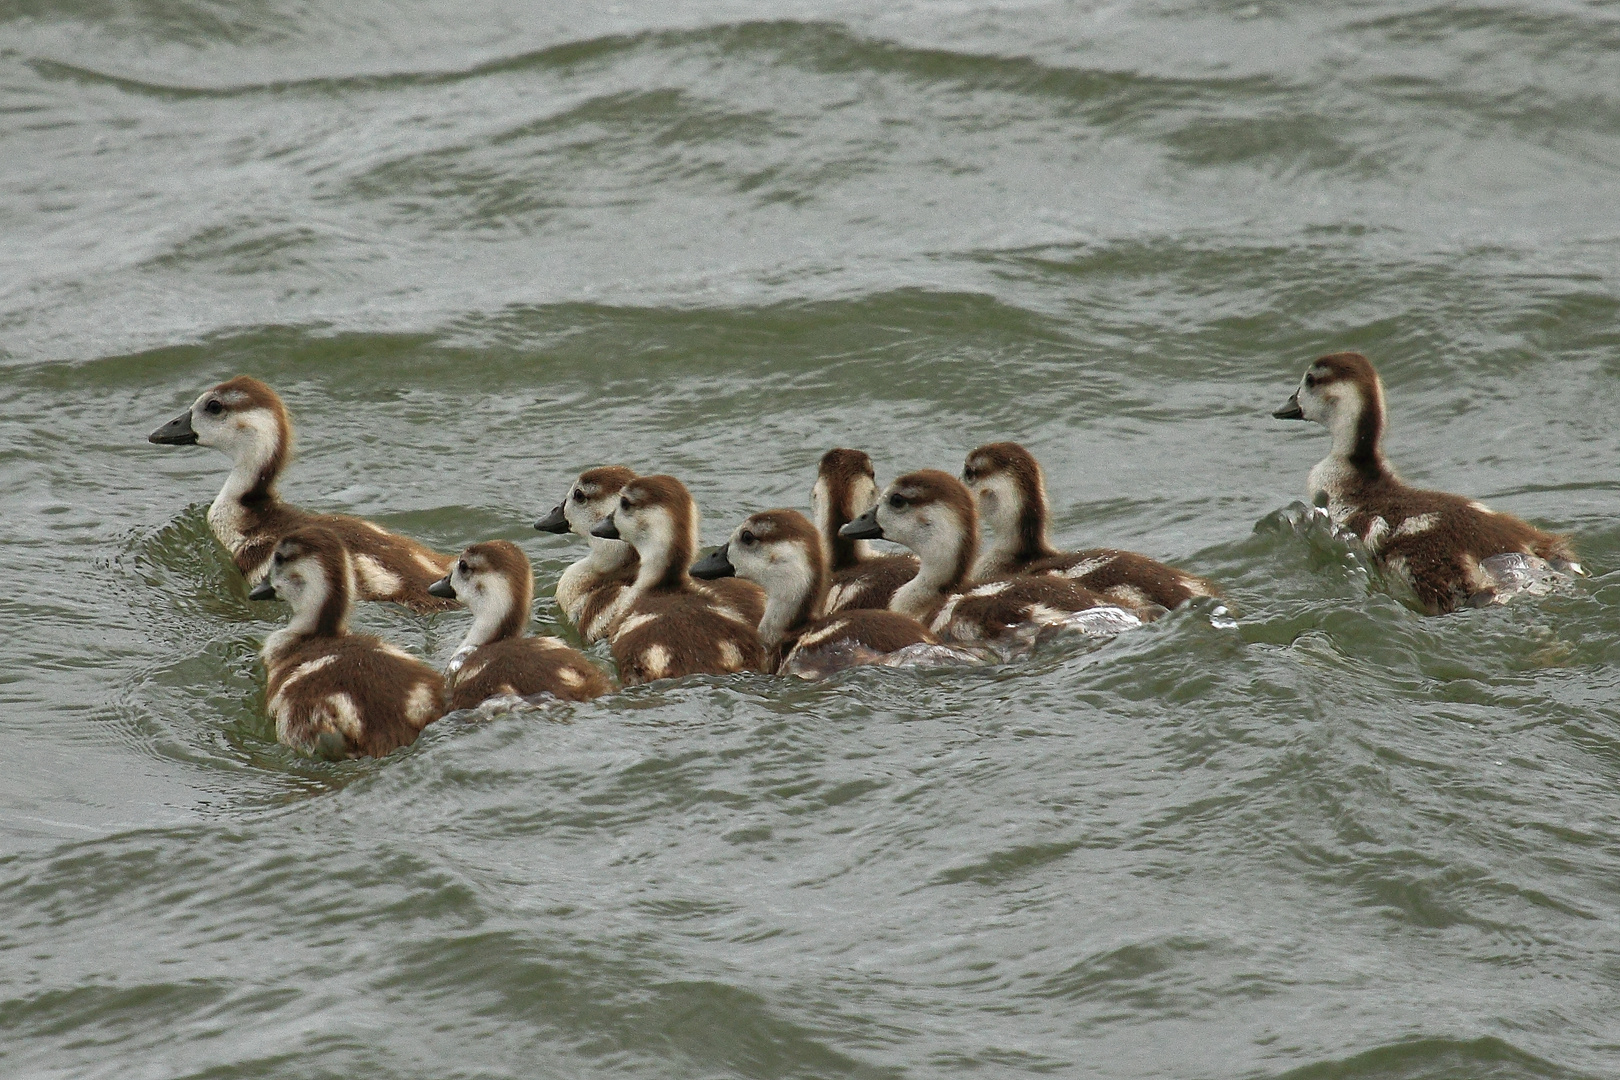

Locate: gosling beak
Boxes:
[689,544,735,580]
[149,410,198,445]
[427,575,457,599]
[248,579,278,601]
[839,507,884,540]
[590,516,620,540]
[534,504,569,533]
[1273,392,1305,421]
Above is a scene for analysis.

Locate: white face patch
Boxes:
[973,473,1021,540]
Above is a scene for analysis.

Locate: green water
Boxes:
[3,3,1620,1077]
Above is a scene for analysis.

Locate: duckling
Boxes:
[841,470,1141,643]
[149,376,455,612]
[428,541,614,710]
[589,475,766,685]
[248,526,445,758]
[691,509,951,677]
[537,466,765,640]
[962,441,1217,616]
[813,448,919,613]
[1274,351,1581,613]
[534,465,641,642]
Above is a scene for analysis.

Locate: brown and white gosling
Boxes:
[840,470,1142,643]
[1274,351,1582,613]
[691,509,954,677]
[534,465,641,642]
[589,475,767,684]
[813,448,919,613]
[150,376,455,612]
[248,527,445,758]
[428,541,613,710]
[962,441,1217,617]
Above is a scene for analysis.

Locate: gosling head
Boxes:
[248,526,353,636]
[693,509,825,596]
[840,469,978,584]
[150,376,291,476]
[1274,352,1386,465]
[535,465,637,538]
[428,540,533,642]
[591,475,699,582]
[961,441,1050,563]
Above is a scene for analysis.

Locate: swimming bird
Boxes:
[962,441,1216,617]
[249,526,445,758]
[692,508,948,676]
[1274,351,1581,613]
[812,448,918,613]
[589,475,766,684]
[841,470,1140,643]
[428,541,613,710]
[149,376,455,612]
[535,465,641,642]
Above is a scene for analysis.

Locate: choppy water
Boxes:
[4,2,1620,1076]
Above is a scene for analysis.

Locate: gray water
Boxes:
[4,2,1620,1077]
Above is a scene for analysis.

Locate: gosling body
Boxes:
[813,448,919,613]
[430,541,613,710]
[592,475,766,685]
[1274,351,1580,613]
[963,441,1216,616]
[692,509,944,676]
[842,470,1140,643]
[250,528,445,758]
[150,376,454,612]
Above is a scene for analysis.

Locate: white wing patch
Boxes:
[1062,556,1115,579]
[354,554,404,598]
[1393,512,1440,539]
[557,666,584,689]
[414,551,449,575]
[405,682,440,725]
[323,692,363,740]
[718,640,744,669]
[797,620,852,649]
[1362,516,1390,553]
[281,654,337,693]
[967,580,1013,598]
[616,612,659,637]
[641,644,672,680]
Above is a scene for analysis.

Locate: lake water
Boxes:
[3,2,1619,1077]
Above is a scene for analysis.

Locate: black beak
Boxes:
[840,507,884,540]
[149,410,198,445]
[248,579,278,601]
[1273,392,1305,421]
[590,516,620,540]
[534,504,569,533]
[690,544,735,580]
[427,575,457,599]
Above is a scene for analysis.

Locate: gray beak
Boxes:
[590,516,620,540]
[689,544,735,580]
[840,507,883,540]
[149,410,198,445]
[248,579,278,601]
[427,575,457,599]
[534,504,569,533]
[1273,392,1305,421]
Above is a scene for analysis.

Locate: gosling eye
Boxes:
[571,489,584,502]
[204,399,224,415]
[888,494,906,509]
[739,530,756,546]
[457,560,469,574]
[273,551,285,565]
[619,496,629,511]
[1304,373,1318,389]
